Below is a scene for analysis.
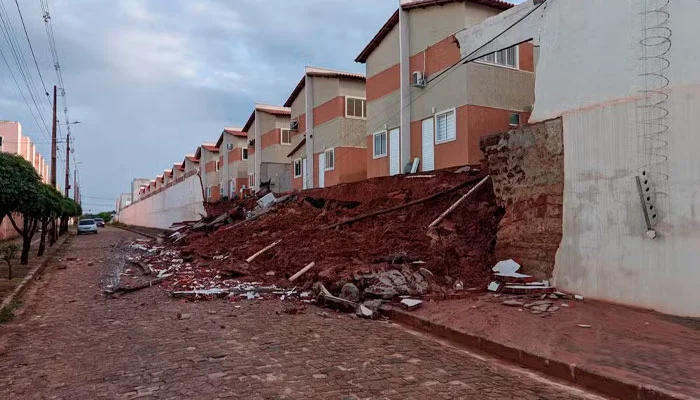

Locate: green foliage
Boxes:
[0,243,19,280]
[0,299,22,324]
[61,197,81,217]
[96,212,112,222]
[0,153,41,221]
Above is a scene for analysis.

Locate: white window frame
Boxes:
[280,129,292,145]
[293,158,303,178]
[219,186,224,196]
[248,173,254,187]
[372,130,387,159]
[345,96,367,119]
[242,147,248,160]
[205,187,211,198]
[324,148,335,171]
[215,160,220,171]
[434,108,457,145]
[475,45,519,70]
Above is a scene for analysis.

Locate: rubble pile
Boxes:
[125,169,505,305]
[177,170,501,296]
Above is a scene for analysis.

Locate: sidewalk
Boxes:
[0,233,71,308]
[385,293,699,400]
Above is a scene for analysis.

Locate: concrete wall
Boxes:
[366,24,400,77]
[260,162,291,193]
[459,0,700,316]
[481,118,564,279]
[119,173,206,229]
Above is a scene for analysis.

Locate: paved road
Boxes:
[0,228,605,399]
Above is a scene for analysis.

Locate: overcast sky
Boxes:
[0,0,518,212]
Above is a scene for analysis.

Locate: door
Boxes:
[389,128,400,176]
[421,118,435,172]
[302,158,308,190]
[318,152,325,188]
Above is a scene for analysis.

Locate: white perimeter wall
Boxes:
[119,174,206,230]
[538,0,700,317]
[457,0,700,316]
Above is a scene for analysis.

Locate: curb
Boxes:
[381,306,692,400]
[112,225,162,240]
[0,233,71,314]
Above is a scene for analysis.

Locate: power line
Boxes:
[12,0,49,97]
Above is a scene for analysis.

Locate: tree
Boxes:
[0,243,19,280]
[8,183,63,264]
[97,211,113,223]
[37,186,65,257]
[0,153,41,226]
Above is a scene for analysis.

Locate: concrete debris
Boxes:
[356,304,374,318]
[257,192,276,209]
[487,281,502,292]
[578,324,592,328]
[574,295,584,301]
[340,283,360,303]
[454,280,464,291]
[177,313,191,320]
[400,298,423,310]
[502,300,524,307]
[212,254,229,261]
[265,271,276,276]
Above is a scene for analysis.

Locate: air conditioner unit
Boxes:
[412,71,426,88]
[290,120,299,130]
[226,143,234,151]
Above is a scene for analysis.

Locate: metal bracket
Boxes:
[635,175,657,239]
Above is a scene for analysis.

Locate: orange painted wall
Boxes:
[248,145,255,155]
[235,178,248,192]
[464,105,530,165]
[408,35,461,81]
[366,64,400,102]
[261,128,280,149]
[210,185,220,202]
[290,156,303,191]
[313,96,345,127]
[366,134,390,179]
[323,147,367,187]
[205,161,216,173]
[228,148,241,163]
[519,42,535,73]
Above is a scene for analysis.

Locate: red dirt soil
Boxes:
[410,294,700,398]
[177,170,503,293]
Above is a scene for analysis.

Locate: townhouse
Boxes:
[355,0,534,178]
[215,127,249,199]
[284,67,367,190]
[0,121,51,240]
[196,144,220,202]
[243,104,292,193]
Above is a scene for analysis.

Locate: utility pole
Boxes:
[64,133,70,197]
[50,85,57,188]
[73,169,77,202]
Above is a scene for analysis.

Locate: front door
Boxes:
[422,118,435,172]
[318,153,325,188]
[389,128,400,176]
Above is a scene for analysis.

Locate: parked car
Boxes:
[95,218,105,227]
[77,219,98,235]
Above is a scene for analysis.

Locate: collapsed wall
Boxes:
[119,173,206,229]
[479,118,563,279]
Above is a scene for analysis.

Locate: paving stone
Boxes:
[0,228,592,399]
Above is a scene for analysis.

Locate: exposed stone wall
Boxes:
[479,118,563,279]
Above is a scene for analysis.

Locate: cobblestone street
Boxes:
[0,228,605,399]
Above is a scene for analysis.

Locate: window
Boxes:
[280,129,291,145]
[242,148,248,160]
[324,148,335,171]
[509,113,521,126]
[248,173,254,187]
[293,158,302,178]
[205,187,211,198]
[435,109,456,143]
[345,97,367,119]
[0,136,3,151]
[373,131,387,158]
[215,161,220,171]
[226,143,234,151]
[219,186,224,196]
[479,45,518,68]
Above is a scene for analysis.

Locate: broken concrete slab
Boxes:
[502,300,524,307]
[356,304,373,319]
[400,298,423,311]
[340,283,360,303]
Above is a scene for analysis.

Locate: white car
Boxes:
[77,219,98,235]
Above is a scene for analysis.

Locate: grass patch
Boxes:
[0,299,22,324]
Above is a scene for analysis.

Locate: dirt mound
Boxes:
[173,169,503,296]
